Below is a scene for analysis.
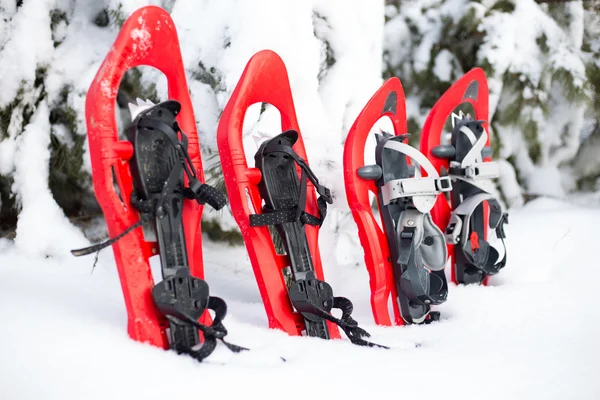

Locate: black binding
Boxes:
[71,100,241,361]
[436,118,508,285]
[458,203,508,278]
[371,133,447,324]
[250,130,386,348]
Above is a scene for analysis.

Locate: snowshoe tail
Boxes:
[217,50,382,348]
[343,78,450,326]
[420,68,508,285]
[78,6,239,361]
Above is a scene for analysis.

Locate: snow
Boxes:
[0,0,386,279]
[165,0,384,159]
[130,27,151,45]
[475,0,588,198]
[383,15,411,70]
[526,165,566,199]
[0,0,594,271]
[11,102,89,258]
[1,197,600,399]
[497,159,524,208]
[384,0,595,203]
[0,2,598,398]
[386,0,468,75]
[0,0,53,108]
[433,49,454,82]
[150,0,387,270]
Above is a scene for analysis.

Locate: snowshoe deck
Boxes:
[76,6,240,361]
[344,78,450,326]
[420,68,508,285]
[217,50,382,347]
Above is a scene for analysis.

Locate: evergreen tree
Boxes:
[384,0,599,206]
[0,0,383,252]
[0,0,595,249]
[0,0,171,240]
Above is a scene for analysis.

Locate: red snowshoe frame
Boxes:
[85,6,210,348]
[343,77,409,326]
[419,68,492,286]
[217,50,341,339]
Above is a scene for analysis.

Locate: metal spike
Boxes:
[250,130,274,148]
[128,98,156,121]
[450,110,465,128]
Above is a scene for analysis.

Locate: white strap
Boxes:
[384,141,439,178]
[454,192,495,217]
[381,140,452,213]
[454,175,498,194]
[449,125,499,193]
[382,176,451,205]
[461,161,500,180]
[445,193,503,245]
[460,125,486,168]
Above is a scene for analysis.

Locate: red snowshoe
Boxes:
[420,68,508,286]
[344,78,451,326]
[74,6,243,361]
[217,50,384,348]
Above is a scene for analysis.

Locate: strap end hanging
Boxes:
[318,185,333,204]
[70,218,145,257]
[495,213,508,239]
[187,178,228,210]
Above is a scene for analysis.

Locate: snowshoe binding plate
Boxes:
[420,68,508,285]
[72,6,242,361]
[344,78,450,325]
[217,50,384,348]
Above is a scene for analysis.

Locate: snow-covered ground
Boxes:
[0,2,598,399]
[1,196,599,400]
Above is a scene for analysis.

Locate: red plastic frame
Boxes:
[217,50,340,338]
[343,78,408,326]
[419,68,492,286]
[85,6,209,348]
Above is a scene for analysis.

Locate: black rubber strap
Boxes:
[250,208,297,226]
[397,226,416,265]
[184,179,227,210]
[160,296,248,362]
[288,278,388,349]
[448,166,467,177]
[301,296,388,349]
[249,208,324,227]
[179,296,248,362]
[70,191,157,256]
[330,297,389,349]
[70,218,146,257]
[189,296,285,362]
[313,194,329,225]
